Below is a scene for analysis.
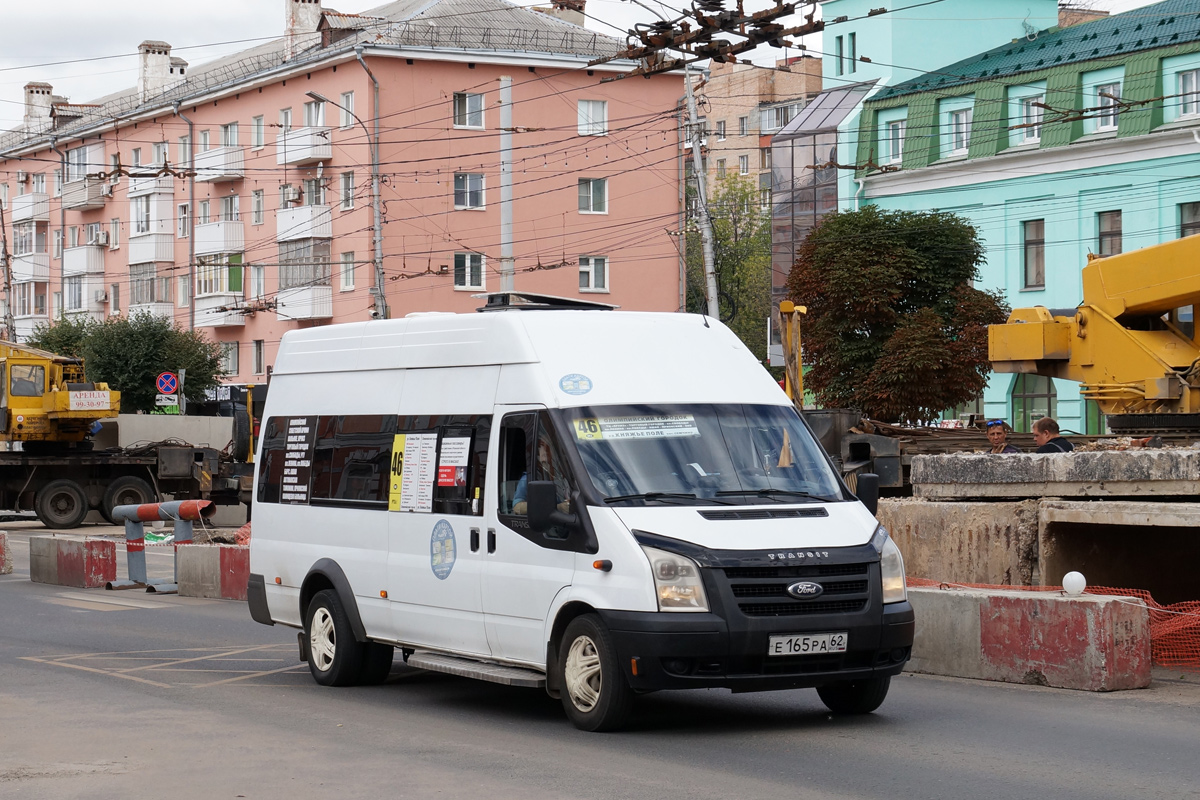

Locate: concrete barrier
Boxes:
[29,536,116,588]
[907,587,1151,691]
[178,544,249,600]
[0,531,11,574]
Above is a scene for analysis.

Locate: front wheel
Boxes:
[816,675,891,715]
[35,479,90,529]
[557,614,633,732]
[305,589,363,687]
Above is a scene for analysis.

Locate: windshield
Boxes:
[562,404,843,506]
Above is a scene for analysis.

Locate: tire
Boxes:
[102,476,156,522]
[816,675,891,715]
[557,614,633,732]
[305,589,364,687]
[231,407,251,463]
[35,479,90,529]
[357,642,395,685]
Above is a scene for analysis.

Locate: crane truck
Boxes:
[0,341,252,528]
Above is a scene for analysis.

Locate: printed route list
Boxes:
[281,416,317,504]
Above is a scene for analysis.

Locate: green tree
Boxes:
[686,174,772,360]
[28,313,224,413]
[786,206,1009,422]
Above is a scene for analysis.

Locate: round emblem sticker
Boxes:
[430,520,456,580]
[559,373,593,395]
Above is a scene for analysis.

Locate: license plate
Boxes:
[767,632,848,656]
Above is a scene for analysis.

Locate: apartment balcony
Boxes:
[11,192,49,222]
[127,174,175,197]
[63,244,106,277]
[11,253,49,283]
[276,285,333,321]
[195,293,245,327]
[127,232,175,264]
[276,205,331,241]
[64,309,105,324]
[129,302,175,320]
[194,220,245,257]
[276,127,332,166]
[61,178,106,210]
[194,147,245,182]
[14,315,49,342]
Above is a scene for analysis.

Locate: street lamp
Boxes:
[306,90,387,319]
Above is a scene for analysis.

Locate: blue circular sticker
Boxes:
[559,373,593,395]
[430,520,456,580]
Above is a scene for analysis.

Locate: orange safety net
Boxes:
[907,578,1200,673]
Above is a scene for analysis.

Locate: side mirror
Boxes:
[527,480,578,535]
[855,472,880,516]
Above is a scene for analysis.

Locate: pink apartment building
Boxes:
[0,0,685,383]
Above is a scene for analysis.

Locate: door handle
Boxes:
[470,528,480,553]
[487,528,496,554]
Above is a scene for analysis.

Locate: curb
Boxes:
[178,544,249,600]
[0,531,11,574]
[29,535,116,588]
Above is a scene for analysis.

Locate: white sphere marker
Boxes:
[1062,571,1087,596]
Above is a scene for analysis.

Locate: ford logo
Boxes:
[786,581,824,599]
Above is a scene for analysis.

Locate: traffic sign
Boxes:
[157,372,178,394]
[156,394,179,406]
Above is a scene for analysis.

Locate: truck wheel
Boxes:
[35,480,89,529]
[305,589,364,687]
[357,642,395,685]
[816,675,891,715]
[102,477,156,522]
[557,614,633,732]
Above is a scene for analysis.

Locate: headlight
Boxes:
[878,530,907,604]
[640,545,709,612]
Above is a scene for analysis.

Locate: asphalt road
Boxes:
[2,525,1199,800]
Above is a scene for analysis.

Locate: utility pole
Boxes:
[0,200,14,341]
[683,67,719,318]
[499,76,515,292]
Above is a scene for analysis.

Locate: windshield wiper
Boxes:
[603,492,731,505]
[714,489,837,502]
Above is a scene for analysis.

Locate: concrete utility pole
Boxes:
[0,200,13,340]
[499,76,515,292]
[684,66,720,318]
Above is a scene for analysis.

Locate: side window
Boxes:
[309,414,396,507]
[11,364,45,397]
[432,417,491,516]
[501,411,573,537]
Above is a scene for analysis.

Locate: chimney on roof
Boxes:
[23,82,53,133]
[285,0,323,60]
[535,0,585,27]
[138,40,174,103]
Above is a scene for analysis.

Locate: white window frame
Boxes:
[886,120,906,164]
[738,116,749,136]
[252,190,264,225]
[220,341,239,375]
[177,275,190,307]
[178,135,192,169]
[453,252,485,290]
[716,120,727,141]
[110,218,120,250]
[339,92,355,129]
[254,340,265,375]
[716,159,726,179]
[579,255,608,293]
[303,100,325,128]
[220,123,239,148]
[153,141,168,166]
[340,251,356,291]
[64,275,83,312]
[1021,96,1044,143]
[250,264,266,299]
[251,116,265,149]
[32,173,45,194]
[132,196,151,235]
[279,108,292,132]
[577,100,608,136]
[1097,82,1121,130]
[340,172,355,210]
[950,108,972,154]
[220,195,240,223]
[177,203,190,238]
[738,155,750,175]
[578,178,607,214]
[53,230,63,259]
[53,169,62,196]
[453,92,485,129]
[454,173,485,209]
[1181,70,1200,117]
[198,200,210,226]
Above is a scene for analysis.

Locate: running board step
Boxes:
[405,651,546,688]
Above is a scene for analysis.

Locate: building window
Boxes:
[130,263,161,305]
[578,178,607,213]
[886,120,905,163]
[1012,374,1057,433]
[178,203,190,238]
[254,340,265,375]
[1097,82,1121,130]
[111,283,120,314]
[280,184,294,208]
[950,108,972,154]
[454,173,484,209]
[177,275,189,307]
[250,264,266,299]
[198,200,210,226]
[1182,202,1200,237]
[197,254,245,296]
[1179,70,1200,117]
[340,172,355,210]
[1021,96,1043,143]
[64,276,83,312]
[579,255,607,292]
[53,230,62,259]
[251,116,265,148]
[303,99,324,127]
[220,341,239,375]
[110,219,120,250]
[221,123,239,148]
[131,147,142,168]
[178,135,191,169]
[577,100,608,136]
[252,190,264,225]
[739,116,749,136]
[12,223,33,256]
[738,155,750,175]
[339,92,355,129]
[220,195,239,222]
[279,107,292,132]
[66,146,88,182]
[32,173,45,194]
[340,252,356,290]
[53,170,61,196]
[153,142,168,166]
[1023,219,1045,288]
[716,120,726,141]
[835,35,844,76]
[303,178,324,206]
[716,159,727,178]
[848,32,857,74]
[760,147,772,169]
[453,92,484,128]
[1098,210,1122,256]
[68,226,79,248]
[133,196,151,234]
[453,252,484,290]
[278,240,330,290]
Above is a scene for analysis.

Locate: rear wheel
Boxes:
[102,476,156,522]
[557,614,633,732]
[816,675,891,715]
[305,589,364,687]
[35,479,89,529]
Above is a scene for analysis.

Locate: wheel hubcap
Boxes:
[310,607,336,671]
[564,634,602,712]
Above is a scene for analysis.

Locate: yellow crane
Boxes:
[989,234,1200,430]
[0,341,121,451]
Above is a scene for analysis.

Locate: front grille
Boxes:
[724,563,869,580]
[719,562,873,617]
[738,599,867,617]
[730,580,867,598]
[700,508,829,521]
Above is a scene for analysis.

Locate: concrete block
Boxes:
[28,536,116,588]
[93,414,234,450]
[878,499,1038,585]
[911,450,1200,498]
[907,587,1151,691]
[178,544,249,600]
[0,531,11,574]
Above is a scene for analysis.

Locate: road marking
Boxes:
[44,598,132,612]
[19,656,173,688]
[116,644,279,674]
[193,663,309,687]
[56,591,165,610]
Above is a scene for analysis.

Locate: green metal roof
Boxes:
[877,0,1200,100]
